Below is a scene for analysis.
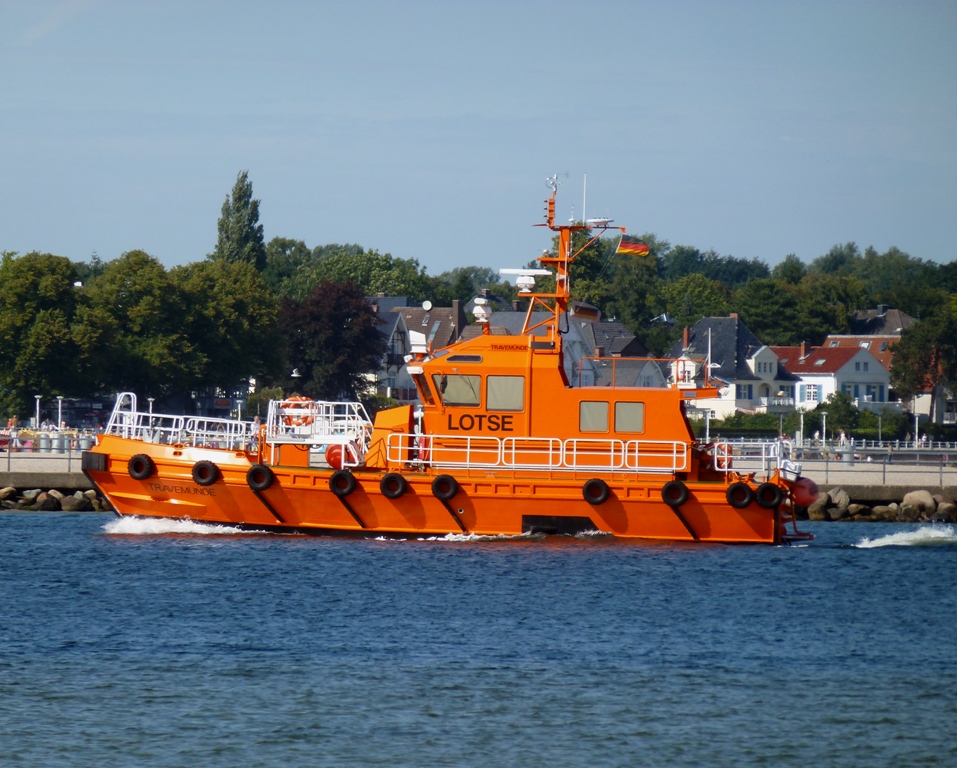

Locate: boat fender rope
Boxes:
[755,482,784,510]
[582,478,610,505]
[661,480,689,508]
[128,453,155,480]
[726,482,753,509]
[432,474,458,501]
[380,473,407,499]
[247,464,275,492]
[192,460,220,487]
[329,469,357,497]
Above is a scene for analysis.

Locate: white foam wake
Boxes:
[855,525,957,548]
[102,516,254,536]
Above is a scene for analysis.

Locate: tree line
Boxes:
[2,171,955,421]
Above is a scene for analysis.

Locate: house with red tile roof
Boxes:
[770,343,894,413]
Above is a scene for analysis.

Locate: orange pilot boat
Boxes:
[83,182,816,544]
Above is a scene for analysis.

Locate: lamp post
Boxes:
[914,411,919,446]
[878,413,882,444]
[57,395,64,429]
[799,410,805,446]
[34,395,41,429]
[821,411,828,446]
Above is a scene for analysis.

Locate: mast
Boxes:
[521,175,625,340]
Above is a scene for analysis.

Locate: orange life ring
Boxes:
[283,396,314,427]
[416,435,431,463]
[715,444,731,470]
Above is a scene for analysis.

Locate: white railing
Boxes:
[264,398,373,467]
[104,392,251,449]
[386,433,691,474]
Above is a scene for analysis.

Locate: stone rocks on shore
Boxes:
[801,487,957,523]
[0,486,110,512]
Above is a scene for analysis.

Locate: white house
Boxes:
[665,316,800,419]
[771,344,893,412]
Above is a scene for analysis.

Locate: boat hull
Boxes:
[84,439,782,544]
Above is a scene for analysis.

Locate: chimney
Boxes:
[595,346,605,358]
[682,326,690,349]
[729,312,738,319]
[800,341,807,359]
[512,299,520,311]
[452,299,466,340]
[377,292,386,298]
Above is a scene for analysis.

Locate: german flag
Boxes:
[617,235,650,257]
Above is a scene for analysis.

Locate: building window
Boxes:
[580,401,609,432]
[735,384,753,400]
[860,341,871,349]
[829,341,839,347]
[855,362,861,371]
[806,384,819,402]
[863,362,869,371]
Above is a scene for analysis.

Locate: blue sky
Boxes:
[2,0,955,276]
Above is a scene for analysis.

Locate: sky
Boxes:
[2,0,956,277]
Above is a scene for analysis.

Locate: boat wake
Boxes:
[102,516,258,536]
[855,525,957,548]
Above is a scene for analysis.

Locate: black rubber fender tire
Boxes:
[329,469,357,497]
[432,474,458,501]
[128,453,155,480]
[380,473,407,499]
[755,482,784,509]
[726,482,754,509]
[582,478,610,505]
[246,464,275,492]
[192,460,220,487]
[661,480,689,508]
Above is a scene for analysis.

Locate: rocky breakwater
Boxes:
[1,486,111,512]
[805,488,957,523]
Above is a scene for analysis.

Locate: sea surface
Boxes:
[2,513,956,767]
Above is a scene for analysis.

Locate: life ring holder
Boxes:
[128,453,156,480]
[283,396,314,428]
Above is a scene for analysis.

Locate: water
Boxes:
[2,513,956,767]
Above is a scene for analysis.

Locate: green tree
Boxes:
[171,259,282,390]
[277,280,386,400]
[889,311,957,416]
[86,250,203,396]
[211,170,267,271]
[659,273,730,330]
[809,242,860,276]
[735,278,800,345]
[282,248,435,303]
[262,237,312,292]
[771,254,806,284]
[0,252,84,416]
[792,273,866,344]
